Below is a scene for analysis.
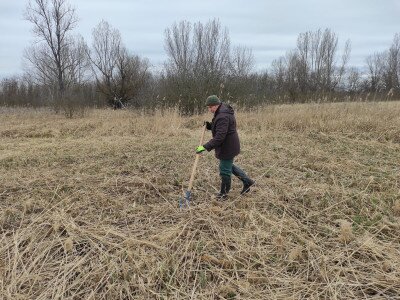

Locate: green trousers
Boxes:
[219,159,251,183]
[219,159,234,176]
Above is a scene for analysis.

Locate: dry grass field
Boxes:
[1,101,400,299]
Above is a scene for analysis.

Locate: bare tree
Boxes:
[229,46,254,77]
[24,0,91,116]
[224,46,255,102]
[24,44,58,88]
[163,19,234,113]
[89,20,122,105]
[88,20,151,108]
[383,33,400,95]
[0,77,19,106]
[193,19,231,89]
[296,29,350,96]
[24,0,78,97]
[165,21,193,77]
[271,57,286,93]
[64,35,91,85]
[336,40,351,89]
[346,67,362,96]
[366,52,386,94]
[364,33,400,99]
[163,21,195,110]
[268,28,351,102]
[114,48,151,107]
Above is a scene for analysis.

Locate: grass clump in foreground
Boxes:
[0,101,400,299]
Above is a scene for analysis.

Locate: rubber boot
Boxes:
[232,165,254,194]
[241,179,254,194]
[216,175,231,200]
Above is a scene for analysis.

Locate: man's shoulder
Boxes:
[218,103,235,114]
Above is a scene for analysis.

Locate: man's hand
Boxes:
[196,145,206,154]
[204,121,212,130]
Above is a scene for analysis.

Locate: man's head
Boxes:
[205,95,221,113]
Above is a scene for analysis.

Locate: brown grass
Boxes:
[1,101,400,299]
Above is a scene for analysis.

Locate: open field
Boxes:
[1,101,400,299]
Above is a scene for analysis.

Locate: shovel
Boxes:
[180,124,207,208]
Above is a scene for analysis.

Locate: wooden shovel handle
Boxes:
[187,124,207,192]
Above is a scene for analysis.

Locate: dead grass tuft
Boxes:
[338,220,355,244]
[288,245,304,262]
[393,200,400,216]
[64,237,74,253]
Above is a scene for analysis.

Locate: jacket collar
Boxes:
[214,103,222,116]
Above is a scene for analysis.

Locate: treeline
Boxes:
[0,0,399,116]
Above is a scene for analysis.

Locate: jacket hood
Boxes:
[216,103,234,115]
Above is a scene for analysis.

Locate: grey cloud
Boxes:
[1,0,399,78]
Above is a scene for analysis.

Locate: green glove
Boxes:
[196,145,206,154]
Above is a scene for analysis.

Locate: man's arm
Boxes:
[203,116,229,151]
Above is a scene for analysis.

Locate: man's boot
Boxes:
[241,178,254,194]
[232,165,254,194]
[216,175,231,200]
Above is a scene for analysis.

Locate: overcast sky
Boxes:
[0,0,399,79]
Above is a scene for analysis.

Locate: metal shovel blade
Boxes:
[179,190,191,208]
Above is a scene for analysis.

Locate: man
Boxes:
[196,95,254,199]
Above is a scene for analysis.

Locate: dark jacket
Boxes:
[203,103,240,160]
